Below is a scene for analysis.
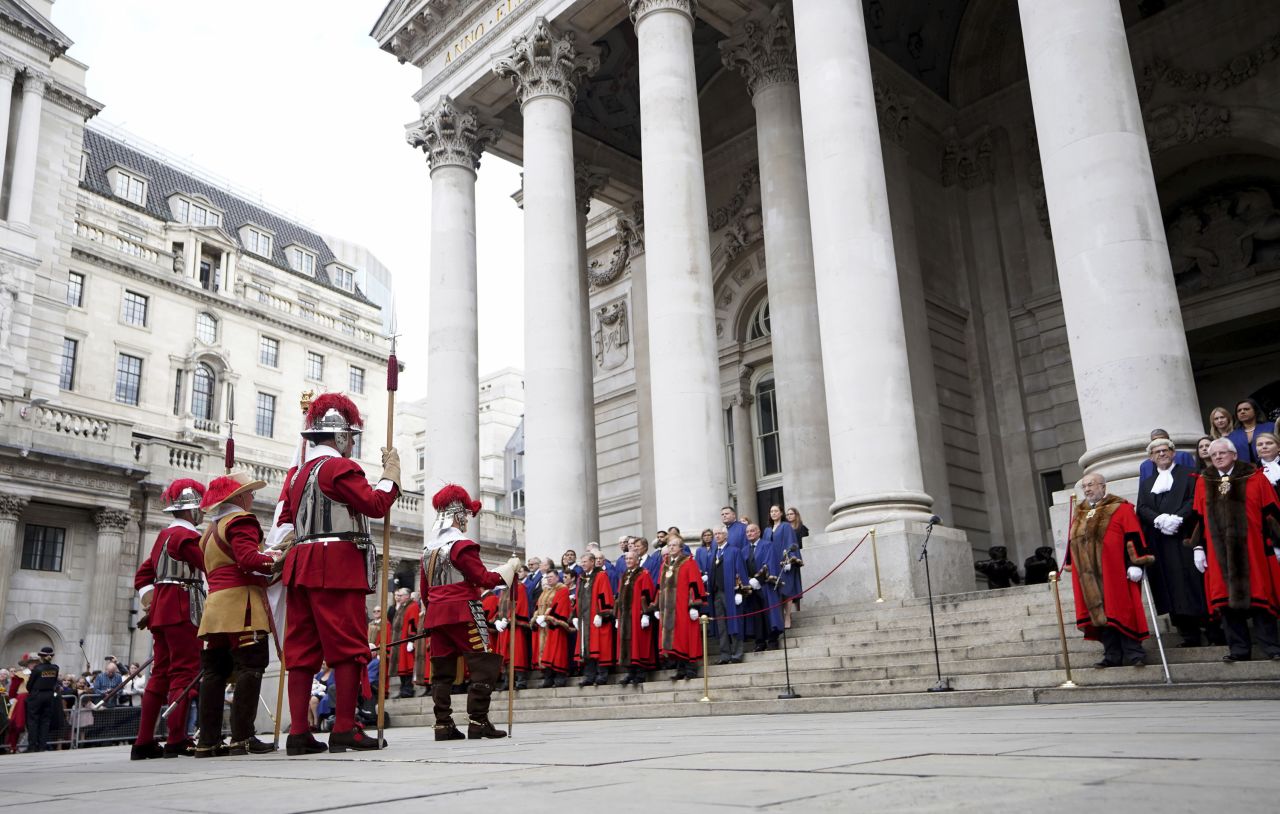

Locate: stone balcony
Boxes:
[0,396,139,472]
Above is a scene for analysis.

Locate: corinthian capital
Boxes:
[0,57,18,82]
[873,78,913,146]
[407,95,501,173]
[629,0,698,25]
[574,162,608,215]
[94,508,133,532]
[22,71,47,97]
[493,18,598,108]
[721,4,798,96]
[0,493,29,521]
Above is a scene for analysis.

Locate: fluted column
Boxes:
[722,4,834,530]
[495,18,598,559]
[8,72,45,226]
[575,162,608,543]
[631,0,728,529]
[0,60,18,196]
[85,509,131,664]
[407,97,500,505]
[729,373,758,518]
[793,0,931,531]
[0,494,29,628]
[1020,0,1200,477]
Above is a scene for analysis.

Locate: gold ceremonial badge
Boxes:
[1218,477,1231,496]
[1085,508,1097,520]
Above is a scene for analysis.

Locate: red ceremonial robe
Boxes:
[495,585,531,672]
[657,554,706,661]
[5,674,26,752]
[1190,465,1280,615]
[616,566,657,669]
[395,600,421,677]
[574,568,616,666]
[535,584,572,673]
[1065,496,1152,641]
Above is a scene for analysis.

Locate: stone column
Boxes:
[0,494,29,628]
[407,97,499,504]
[1019,0,1200,477]
[494,18,598,559]
[631,0,728,529]
[7,72,45,226]
[729,374,758,518]
[85,509,131,664]
[0,60,18,190]
[575,163,608,543]
[722,5,834,530]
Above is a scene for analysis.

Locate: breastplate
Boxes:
[155,545,201,585]
[423,543,466,589]
[295,459,371,545]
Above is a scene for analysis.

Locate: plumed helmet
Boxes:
[301,393,363,437]
[161,478,205,514]
[432,484,481,519]
[200,471,267,511]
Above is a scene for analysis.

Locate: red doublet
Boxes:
[395,600,421,676]
[133,524,203,745]
[494,585,531,672]
[658,556,706,661]
[575,569,617,666]
[421,536,504,659]
[1067,501,1151,641]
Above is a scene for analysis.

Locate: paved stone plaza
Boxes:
[2,701,1277,812]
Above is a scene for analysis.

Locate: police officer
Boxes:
[25,646,61,752]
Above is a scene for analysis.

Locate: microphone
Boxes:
[928,515,941,526]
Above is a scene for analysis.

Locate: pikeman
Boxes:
[277,393,401,755]
[494,579,531,691]
[534,570,572,687]
[422,485,521,740]
[616,550,657,686]
[195,473,279,756]
[131,478,206,760]
[573,551,617,687]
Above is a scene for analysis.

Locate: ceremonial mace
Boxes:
[869,527,884,603]
[374,331,399,749]
[1141,574,1173,684]
[507,528,518,737]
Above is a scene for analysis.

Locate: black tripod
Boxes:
[919,515,952,692]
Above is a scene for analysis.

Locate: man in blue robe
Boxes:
[707,526,749,663]
[744,523,783,652]
[636,537,663,584]
[721,506,748,551]
[610,536,631,592]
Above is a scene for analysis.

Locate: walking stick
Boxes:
[1051,493,1078,688]
[507,585,517,737]
[1141,575,1173,684]
[375,333,399,748]
[271,390,313,748]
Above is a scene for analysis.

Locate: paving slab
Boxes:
[1,700,1277,812]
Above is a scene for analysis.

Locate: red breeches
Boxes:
[284,586,369,671]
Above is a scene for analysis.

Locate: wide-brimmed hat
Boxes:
[200,471,266,510]
[38,646,54,656]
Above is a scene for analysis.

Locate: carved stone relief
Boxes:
[588,202,644,290]
[1166,182,1280,294]
[593,296,630,371]
[1144,102,1231,154]
[941,132,994,190]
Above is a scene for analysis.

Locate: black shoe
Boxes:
[514,679,528,690]
[578,677,594,688]
[730,657,744,664]
[434,725,466,741]
[1223,653,1251,663]
[468,717,507,739]
[540,676,555,689]
[752,644,766,653]
[130,742,164,761]
[1176,641,1203,648]
[328,727,384,752]
[1127,658,1146,667]
[162,740,193,758]
[397,688,415,699]
[1093,660,1118,668]
[193,742,229,759]
[715,658,730,665]
[619,673,633,685]
[1269,654,1280,662]
[229,736,276,756]
[285,733,327,756]
[594,675,609,686]
[553,676,567,688]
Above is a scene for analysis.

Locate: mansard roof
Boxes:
[80,128,376,307]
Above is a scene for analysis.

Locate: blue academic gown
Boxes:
[746,537,784,633]
[1138,450,1198,480]
[610,554,628,592]
[642,551,663,584]
[726,520,748,551]
[766,523,804,599]
[1226,422,1277,464]
[693,546,714,612]
[708,543,750,638]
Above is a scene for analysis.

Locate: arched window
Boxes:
[755,375,781,476]
[747,299,771,340]
[195,312,217,344]
[191,364,215,420]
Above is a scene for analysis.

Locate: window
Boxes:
[510,489,524,512]
[115,353,143,405]
[67,272,84,307]
[351,433,363,458]
[512,455,523,480]
[78,151,88,181]
[416,446,425,472]
[332,266,355,291]
[306,351,324,381]
[747,299,771,340]
[21,525,66,572]
[173,197,221,227]
[256,392,276,437]
[121,290,148,326]
[59,338,78,390]
[195,313,217,344]
[173,369,184,415]
[259,336,279,367]
[191,364,215,420]
[245,227,272,256]
[290,246,316,276]
[349,366,365,394]
[114,170,146,204]
[754,376,781,476]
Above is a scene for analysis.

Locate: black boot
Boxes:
[163,739,193,758]
[540,673,555,689]
[196,652,230,756]
[514,673,528,691]
[620,667,633,686]
[430,657,463,740]
[397,675,415,699]
[130,742,164,760]
[286,732,327,756]
[465,653,506,740]
[229,736,276,756]
[468,716,508,739]
[328,728,384,752]
[229,666,265,748]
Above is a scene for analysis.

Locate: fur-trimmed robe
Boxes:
[1066,495,1152,640]
[1187,463,1280,615]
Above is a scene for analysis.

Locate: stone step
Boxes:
[805,582,1070,618]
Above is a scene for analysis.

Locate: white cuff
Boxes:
[137,585,154,600]
[375,479,395,493]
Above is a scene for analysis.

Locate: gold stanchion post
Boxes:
[1048,571,1076,688]
[870,527,884,602]
[699,615,711,703]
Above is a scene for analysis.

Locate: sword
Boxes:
[1140,575,1173,684]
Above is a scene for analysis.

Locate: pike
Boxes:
[91,654,155,710]
[375,315,400,748]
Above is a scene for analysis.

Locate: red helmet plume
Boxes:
[432,484,481,517]
[303,393,363,435]
[161,478,205,505]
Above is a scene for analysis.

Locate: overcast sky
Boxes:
[56,0,526,401]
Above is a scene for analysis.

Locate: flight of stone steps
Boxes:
[386,577,1280,726]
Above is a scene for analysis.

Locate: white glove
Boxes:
[1154,513,1169,529]
[493,555,521,585]
[640,614,650,629]
[749,578,761,590]
[734,593,743,606]
[1165,515,1183,533]
[535,614,546,626]
[572,617,580,630]
[495,620,508,633]
[592,614,602,628]
[701,574,708,583]
[406,642,414,652]
[783,562,792,572]
[1193,548,1207,573]
[1127,566,1143,583]
[1275,549,1280,565]
[689,608,700,621]
[655,610,660,620]
[614,619,620,629]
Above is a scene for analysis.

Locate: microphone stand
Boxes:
[919,517,951,692]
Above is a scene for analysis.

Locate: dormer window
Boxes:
[242,226,273,257]
[289,246,317,276]
[331,265,355,292]
[109,167,147,205]
[171,195,222,228]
